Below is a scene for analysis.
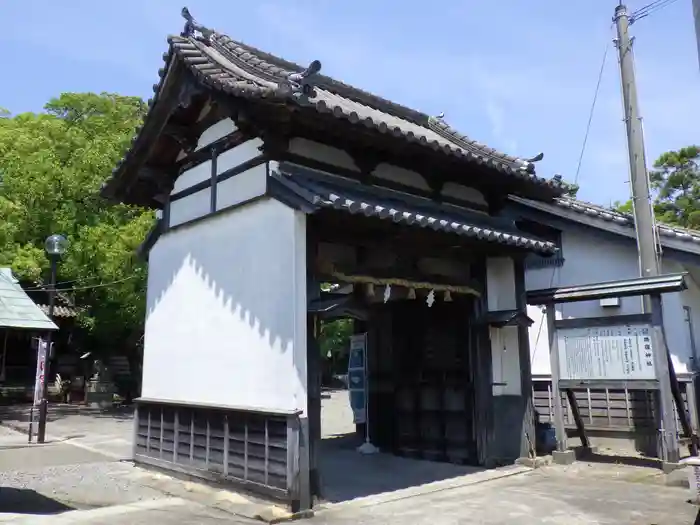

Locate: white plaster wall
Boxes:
[144,198,308,413]
[217,138,264,174]
[526,226,699,375]
[486,257,516,311]
[441,182,487,207]
[486,257,521,396]
[372,163,430,191]
[196,117,237,151]
[286,139,487,212]
[288,138,359,172]
[169,138,266,228]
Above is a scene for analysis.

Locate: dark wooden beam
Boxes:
[276,151,490,214]
[309,210,525,260]
[485,193,509,215]
[259,131,290,157]
[317,262,483,293]
[175,129,252,174]
[137,166,176,196]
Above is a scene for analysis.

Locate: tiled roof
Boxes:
[36,304,79,318]
[270,163,558,256]
[104,9,565,201]
[512,196,700,249]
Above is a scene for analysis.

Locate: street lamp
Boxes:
[37,233,68,444]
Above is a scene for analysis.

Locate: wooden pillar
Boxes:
[471,258,494,466]
[546,304,567,452]
[649,293,681,464]
[514,258,536,459]
[306,231,322,499]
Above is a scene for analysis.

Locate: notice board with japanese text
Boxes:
[557,323,657,381]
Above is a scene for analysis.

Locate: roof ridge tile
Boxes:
[518,195,700,246]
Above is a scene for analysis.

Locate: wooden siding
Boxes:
[532,377,693,435]
[133,399,296,501]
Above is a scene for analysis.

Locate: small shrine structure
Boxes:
[102,8,567,511]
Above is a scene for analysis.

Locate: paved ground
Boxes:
[0,394,696,523]
[0,405,133,460]
[311,466,699,525]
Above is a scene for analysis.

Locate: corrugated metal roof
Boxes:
[0,268,58,330]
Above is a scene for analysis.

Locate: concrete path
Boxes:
[312,466,697,524]
[0,405,133,460]
[0,425,258,524]
[0,397,696,524]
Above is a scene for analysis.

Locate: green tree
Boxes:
[319,319,353,359]
[649,146,700,229]
[614,146,699,229]
[0,93,154,361]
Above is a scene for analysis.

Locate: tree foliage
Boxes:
[318,319,353,359]
[0,92,154,355]
[614,146,700,229]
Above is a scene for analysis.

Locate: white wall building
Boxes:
[510,196,700,377]
[509,195,700,450]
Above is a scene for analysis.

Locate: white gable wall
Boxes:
[486,257,522,397]
[145,198,308,412]
[527,226,700,375]
[143,118,307,413]
[169,137,266,228]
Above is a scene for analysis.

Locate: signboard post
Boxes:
[557,323,656,383]
[347,334,367,425]
[28,338,48,443]
[528,273,693,467]
[347,333,379,454]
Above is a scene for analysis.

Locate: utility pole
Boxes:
[613,4,660,287]
[613,4,681,466]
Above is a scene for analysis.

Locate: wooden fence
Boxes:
[532,374,698,438]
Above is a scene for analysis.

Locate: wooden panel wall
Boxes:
[533,378,692,434]
[133,400,295,501]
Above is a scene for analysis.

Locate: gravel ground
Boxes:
[0,461,166,512]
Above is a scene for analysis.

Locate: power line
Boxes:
[66,275,138,292]
[22,274,105,291]
[23,275,138,293]
[631,0,680,22]
[574,40,610,185]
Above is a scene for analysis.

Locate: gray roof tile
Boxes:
[271,164,558,256]
[173,33,558,183]
[36,304,79,318]
[106,11,566,201]
[513,196,700,248]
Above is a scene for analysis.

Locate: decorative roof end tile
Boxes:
[181,7,215,44]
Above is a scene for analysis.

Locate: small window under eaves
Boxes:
[516,219,565,270]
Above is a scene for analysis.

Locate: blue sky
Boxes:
[1,1,698,205]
